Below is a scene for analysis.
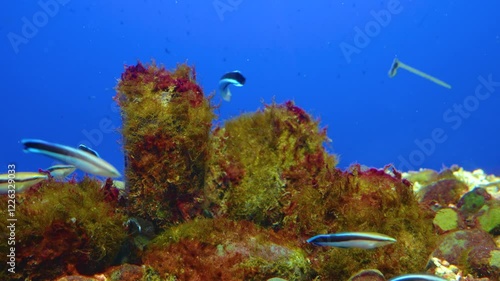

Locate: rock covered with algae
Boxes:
[302,165,437,280]
[10,61,500,280]
[429,229,500,279]
[0,177,127,281]
[404,167,500,279]
[111,62,439,280]
[204,100,337,228]
[143,218,313,280]
[115,61,214,229]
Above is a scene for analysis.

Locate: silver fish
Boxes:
[22,139,121,178]
[0,172,48,194]
[307,232,396,249]
[46,164,76,179]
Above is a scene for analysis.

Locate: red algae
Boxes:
[143,218,313,280]
[115,61,214,229]
[283,100,310,123]
[0,177,126,280]
[117,61,204,107]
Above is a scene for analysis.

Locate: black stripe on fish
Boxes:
[313,234,386,243]
[23,140,82,159]
[307,232,396,245]
[220,71,246,85]
[47,165,75,172]
[0,176,46,184]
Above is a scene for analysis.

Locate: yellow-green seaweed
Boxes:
[433,208,459,232]
[0,177,127,280]
[115,61,215,229]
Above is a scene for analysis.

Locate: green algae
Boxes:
[433,208,458,232]
[437,231,467,256]
[238,245,310,280]
[478,203,500,234]
[142,266,164,281]
[403,169,439,186]
[490,250,500,269]
[459,188,487,216]
[205,101,335,228]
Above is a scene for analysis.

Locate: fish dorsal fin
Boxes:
[78,144,100,158]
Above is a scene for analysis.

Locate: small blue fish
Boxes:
[46,164,76,179]
[219,70,246,101]
[388,274,447,281]
[307,232,396,249]
[22,139,121,178]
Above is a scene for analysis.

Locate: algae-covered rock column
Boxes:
[115,62,214,229]
[205,101,337,227]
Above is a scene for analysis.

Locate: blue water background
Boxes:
[1,1,499,178]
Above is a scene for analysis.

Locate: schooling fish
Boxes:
[22,139,121,178]
[78,144,101,158]
[46,164,77,179]
[219,70,246,101]
[306,232,396,249]
[0,172,48,194]
[388,274,447,281]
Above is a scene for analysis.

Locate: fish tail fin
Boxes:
[221,87,232,101]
